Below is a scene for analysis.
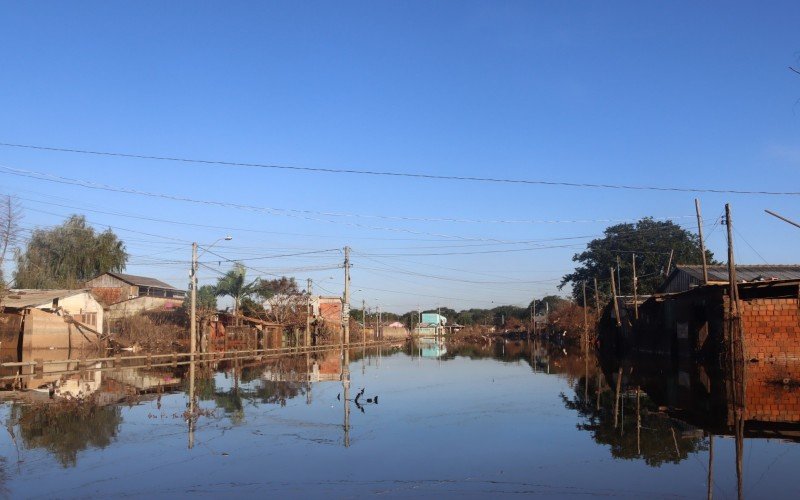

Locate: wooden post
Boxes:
[632,253,638,320]
[726,204,740,316]
[610,268,621,327]
[666,249,674,277]
[594,277,600,322]
[582,282,588,354]
[695,198,709,284]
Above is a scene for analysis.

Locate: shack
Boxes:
[1,289,103,353]
[600,264,800,363]
[85,272,185,321]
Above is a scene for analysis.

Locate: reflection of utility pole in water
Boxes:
[613,367,622,429]
[734,401,745,500]
[707,434,714,500]
[187,360,196,449]
[636,386,641,456]
[306,351,312,405]
[341,346,350,448]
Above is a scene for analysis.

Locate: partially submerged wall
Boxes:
[740,298,800,363]
[22,309,98,351]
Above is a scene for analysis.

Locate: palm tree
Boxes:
[214,263,256,325]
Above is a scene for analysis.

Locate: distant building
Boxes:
[660,265,800,294]
[417,312,447,336]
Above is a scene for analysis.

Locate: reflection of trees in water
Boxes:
[561,377,707,467]
[9,401,122,468]
[0,457,8,497]
[188,359,307,424]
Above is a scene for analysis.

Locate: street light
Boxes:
[190,236,233,359]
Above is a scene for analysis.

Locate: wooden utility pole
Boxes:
[610,267,621,327]
[665,249,674,277]
[765,209,800,230]
[343,246,351,345]
[582,282,589,354]
[632,253,638,320]
[306,278,313,347]
[695,199,709,284]
[725,204,740,315]
[594,277,601,321]
[190,242,198,360]
[362,299,366,345]
[532,299,537,336]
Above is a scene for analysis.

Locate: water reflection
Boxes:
[8,401,122,468]
[0,341,797,498]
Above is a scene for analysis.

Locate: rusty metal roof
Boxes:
[103,272,181,291]
[675,264,800,283]
[2,289,90,309]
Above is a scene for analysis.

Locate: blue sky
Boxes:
[1,1,799,312]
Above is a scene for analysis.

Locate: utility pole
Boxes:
[582,282,588,354]
[725,204,740,316]
[765,209,800,230]
[632,253,638,320]
[343,246,351,345]
[695,199,709,284]
[190,242,198,360]
[610,267,621,327]
[532,299,536,336]
[594,277,601,321]
[362,298,366,345]
[306,278,313,347]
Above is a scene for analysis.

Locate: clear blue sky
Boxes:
[1,1,799,312]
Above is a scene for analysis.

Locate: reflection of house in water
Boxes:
[104,368,182,394]
[261,350,342,382]
[1,289,102,354]
[417,336,447,358]
[602,354,800,443]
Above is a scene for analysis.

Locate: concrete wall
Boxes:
[22,308,99,351]
[52,293,105,335]
[106,296,184,321]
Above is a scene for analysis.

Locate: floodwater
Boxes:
[1,340,799,498]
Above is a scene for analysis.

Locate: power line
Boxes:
[2,141,798,195]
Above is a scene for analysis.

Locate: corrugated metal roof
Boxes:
[103,272,181,291]
[2,289,89,308]
[675,264,800,282]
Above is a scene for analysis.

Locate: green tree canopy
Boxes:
[529,295,568,315]
[560,217,717,303]
[214,263,256,319]
[13,215,127,289]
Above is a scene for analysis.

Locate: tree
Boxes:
[13,215,127,289]
[560,218,717,303]
[214,263,256,323]
[197,285,217,312]
[254,277,302,325]
[529,295,568,315]
[0,195,22,293]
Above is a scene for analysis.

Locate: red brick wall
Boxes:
[739,297,800,423]
[741,298,800,363]
[744,361,800,422]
